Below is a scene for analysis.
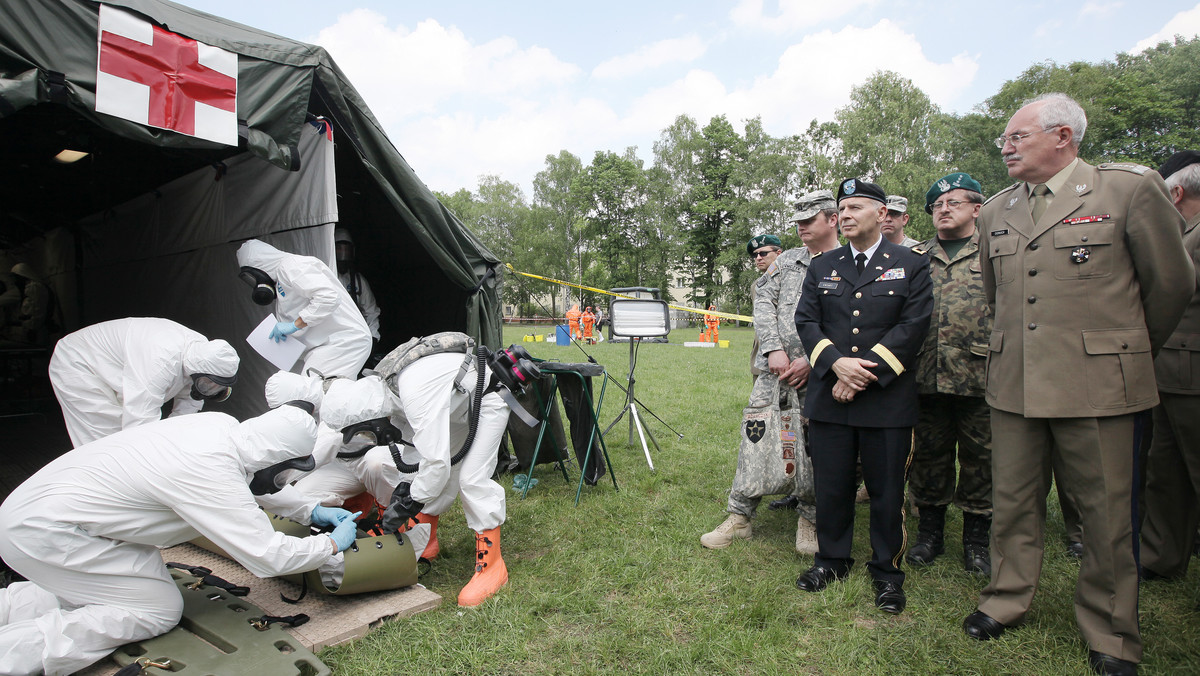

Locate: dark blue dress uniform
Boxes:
[795,238,933,585]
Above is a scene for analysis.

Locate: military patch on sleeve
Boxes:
[1099,162,1149,175]
[755,276,768,288]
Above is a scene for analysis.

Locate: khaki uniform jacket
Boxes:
[978,160,1193,417]
[914,231,991,396]
[753,247,813,372]
[1154,211,1200,394]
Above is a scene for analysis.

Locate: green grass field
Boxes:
[320,325,1200,675]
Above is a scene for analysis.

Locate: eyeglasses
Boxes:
[929,199,969,211]
[993,126,1061,149]
[751,249,778,259]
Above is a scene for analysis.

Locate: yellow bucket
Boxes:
[535,334,545,342]
[718,340,730,348]
[523,335,535,342]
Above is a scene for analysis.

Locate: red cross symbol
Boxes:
[99,22,236,137]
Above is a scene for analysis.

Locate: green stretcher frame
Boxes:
[521,362,619,505]
[111,567,330,676]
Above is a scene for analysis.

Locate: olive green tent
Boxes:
[0,0,502,369]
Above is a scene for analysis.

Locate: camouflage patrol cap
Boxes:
[791,189,837,221]
[746,234,783,255]
[885,195,908,214]
[925,172,983,213]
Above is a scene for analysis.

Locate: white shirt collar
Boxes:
[850,235,883,263]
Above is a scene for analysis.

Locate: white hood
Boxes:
[232,406,318,473]
[320,375,393,430]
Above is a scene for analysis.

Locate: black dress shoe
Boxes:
[1088,650,1137,675]
[795,565,847,592]
[962,610,1006,640]
[873,580,906,614]
[1066,541,1084,559]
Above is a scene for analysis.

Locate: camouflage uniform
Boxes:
[725,247,816,522]
[909,232,993,515]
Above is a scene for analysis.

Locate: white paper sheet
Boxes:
[246,315,307,371]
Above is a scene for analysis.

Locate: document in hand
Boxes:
[246,314,306,370]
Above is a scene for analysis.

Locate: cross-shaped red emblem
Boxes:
[98,19,236,138]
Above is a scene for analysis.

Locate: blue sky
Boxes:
[181,0,1200,195]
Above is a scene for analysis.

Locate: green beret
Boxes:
[925,172,982,213]
[746,234,782,255]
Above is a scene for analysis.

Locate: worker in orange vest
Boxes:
[581,306,596,344]
[566,304,581,341]
[703,306,720,343]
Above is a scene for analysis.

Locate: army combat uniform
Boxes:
[724,247,817,522]
[908,230,993,570]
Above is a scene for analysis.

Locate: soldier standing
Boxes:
[882,195,920,247]
[701,191,839,554]
[963,93,1192,676]
[906,172,993,576]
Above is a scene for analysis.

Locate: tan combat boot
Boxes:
[457,527,508,607]
[795,515,818,555]
[700,513,752,549]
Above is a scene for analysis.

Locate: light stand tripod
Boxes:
[603,298,675,469]
[603,337,661,469]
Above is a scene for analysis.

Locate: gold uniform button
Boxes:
[853,310,860,317]
[851,346,859,353]
[888,290,894,295]
[855,292,863,299]
[852,328,859,334]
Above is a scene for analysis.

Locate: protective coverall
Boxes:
[321,354,510,606]
[236,239,371,380]
[334,228,381,341]
[0,407,338,676]
[566,304,581,341]
[703,306,720,342]
[580,307,596,342]
[48,317,240,447]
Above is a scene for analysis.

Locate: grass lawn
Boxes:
[320,325,1200,675]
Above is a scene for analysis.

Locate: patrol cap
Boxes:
[791,189,837,221]
[885,195,908,214]
[746,234,783,255]
[836,178,887,205]
[924,172,983,214]
[1157,150,1200,180]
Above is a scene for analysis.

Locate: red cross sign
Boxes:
[95,5,238,145]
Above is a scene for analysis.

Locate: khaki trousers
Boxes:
[979,410,1141,662]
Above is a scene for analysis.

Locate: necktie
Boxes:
[1031,184,1051,223]
[855,253,867,275]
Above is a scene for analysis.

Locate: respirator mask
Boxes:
[485,345,541,396]
[190,372,237,402]
[248,454,316,495]
[238,266,276,306]
[338,417,405,459]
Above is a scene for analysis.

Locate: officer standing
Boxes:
[964,93,1192,676]
[1140,150,1200,581]
[882,195,920,247]
[794,179,933,615]
[906,172,994,575]
[747,234,783,377]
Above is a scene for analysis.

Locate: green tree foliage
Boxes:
[531,150,586,314]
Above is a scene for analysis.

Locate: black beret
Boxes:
[836,178,887,205]
[1157,150,1200,180]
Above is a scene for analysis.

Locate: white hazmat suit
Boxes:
[48,317,240,447]
[236,239,371,380]
[0,407,338,676]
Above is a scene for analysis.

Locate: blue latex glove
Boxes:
[328,511,362,553]
[311,505,353,528]
[269,320,300,343]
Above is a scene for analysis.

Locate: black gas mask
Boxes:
[190,372,237,402]
[248,454,316,495]
[485,345,541,395]
[339,417,405,459]
[238,266,276,306]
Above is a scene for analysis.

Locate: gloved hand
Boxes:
[381,482,425,534]
[327,511,362,553]
[311,504,354,528]
[269,320,300,343]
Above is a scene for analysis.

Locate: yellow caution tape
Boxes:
[504,264,754,323]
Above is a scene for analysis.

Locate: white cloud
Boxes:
[729,0,875,33]
[1131,3,1200,53]
[1080,1,1123,17]
[592,36,707,80]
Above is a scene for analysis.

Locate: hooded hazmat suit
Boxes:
[236,239,372,380]
[0,407,337,676]
[48,317,240,447]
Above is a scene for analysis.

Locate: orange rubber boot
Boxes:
[414,512,439,559]
[457,527,508,607]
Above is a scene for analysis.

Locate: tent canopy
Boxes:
[0,0,503,353]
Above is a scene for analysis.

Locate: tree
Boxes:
[531,150,586,314]
[572,148,651,291]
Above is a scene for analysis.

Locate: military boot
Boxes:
[906,504,946,566]
[795,516,818,555]
[457,527,508,607]
[700,513,752,549]
[962,512,992,576]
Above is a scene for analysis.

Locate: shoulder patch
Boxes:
[1098,162,1149,175]
[983,182,1020,206]
[755,275,768,288]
